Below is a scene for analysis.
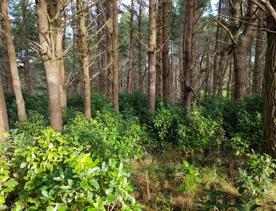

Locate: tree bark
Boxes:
[138,0,144,91]
[1,0,27,122]
[76,0,91,118]
[21,0,32,94]
[127,0,135,93]
[148,0,157,113]
[263,0,276,158]
[181,0,194,108]
[232,0,258,99]
[112,0,119,111]
[162,0,170,101]
[0,77,9,140]
[36,0,63,131]
[156,0,163,98]
[253,20,264,95]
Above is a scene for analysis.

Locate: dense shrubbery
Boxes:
[236,152,275,202]
[178,107,225,153]
[203,96,263,151]
[0,109,143,210]
[119,91,149,121]
[3,92,273,209]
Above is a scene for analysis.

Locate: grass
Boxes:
[130,149,276,211]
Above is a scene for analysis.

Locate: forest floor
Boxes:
[130,149,276,211]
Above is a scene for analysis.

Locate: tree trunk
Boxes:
[54,0,67,111]
[0,35,14,94]
[232,1,258,99]
[181,0,194,108]
[253,21,264,95]
[263,0,276,158]
[1,0,27,122]
[162,0,170,101]
[36,0,62,131]
[112,0,119,111]
[148,0,157,113]
[212,0,222,96]
[127,0,135,93]
[156,0,163,98]
[97,2,106,95]
[77,0,91,118]
[21,0,32,94]
[138,0,144,91]
[0,77,9,140]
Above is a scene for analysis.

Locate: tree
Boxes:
[181,0,194,108]
[230,0,258,99]
[162,0,170,101]
[0,76,9,140]
[1,0,27,122]
[252,19,264,96]
[148,0,157,113]
[107,0,119,111]
[126,0,135,93]
[35,0,63,131]
[21,0,32,94]
[76,0,91,118]
[263,0,276,157]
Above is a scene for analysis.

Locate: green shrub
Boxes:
[196,189,260,210]
[236,152,276,202]
[151,103,184,143]
[0,112,142,210]
[178,160,202,193]
[119,91,149,121]
[178,107,225,153]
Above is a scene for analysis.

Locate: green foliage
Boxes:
[178,107,225,153]
[203,96,263,152]
[119,91,149,121]
[0,111,142,210]
[196,189,260,211]
[236,152,276,202]
[178,160,202,193]
[151,103,183,143]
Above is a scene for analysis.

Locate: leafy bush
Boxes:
[196,189,260,211]
[178,160,202,193]
[236,152,276,202]
[0,112,142,210]
[203,96,263,153]
[178,107,225,153]
[119,91,149,121]
[151,103,184,143]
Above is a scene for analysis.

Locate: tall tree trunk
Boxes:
[0,77,9,140]
[263,0,276,158]
[156,0,163,98]
[181,0,194,108]
[232,1,258,99]
[212,0,223,96]
[148,0,157,113]
[112,0,119,111]
[107,2,113,102]
[1,0,27,122]
[127,0,135,93]
[77,0,91,118]
[162,0,170,101]
[0,35,14,94]
[54,0,67,111]
[97,2,106,95]
[21,0,32,94]
[253,21,264,95]
[36,0,62,131]
[138,0,144,91]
